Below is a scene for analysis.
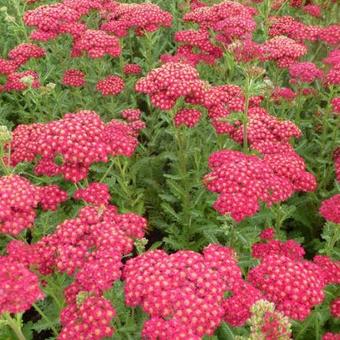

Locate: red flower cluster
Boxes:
[324,49,340,86]
[8,43,45,67]
[252,233,305,261]
[225,107,301,148]
[39,185,68,211]
[203,84,244,124]
[0,43,45,92]
[248,254,326,320]
[319,194,340,224]
[271,87,296,102]
[260,36,307,68]
[62,69,85,87]
[59,296,116,340]
[259,227,275,240]
[0,256,44,313]
[74,182,111,206]
[4,70,40,92]
[62,0,118,15]
[184,1,256,44]
[174,108,202,128]
[323,332,340,340]
[303,4,321,18]
[135,62,206,110]
[123,244,247,338]
[229,39,261,63]
[313,255,340,285]
[319,25,340,46]
[289,61,323,83]
[0,175,66,235]
[331,98,340,114]
[331,298,340,318]
[222,281,262,326]
[9,111,140,182]
[120,108,142,122]
[164,29,223,66]
[204,150,293,221]
[269,16,320,42]
[24,4,82,41]
[0,58,17,76]
[96,75,124,96]
[123,63,142,75]
[101,3,172,37]
[72,29,121,58]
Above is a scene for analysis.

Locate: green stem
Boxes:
[100,158,115,183]
[174,126,191,225]
[32,303,58,337]
[115,157,131,198]
[3,313,26,340]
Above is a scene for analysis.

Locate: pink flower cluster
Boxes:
[222,281,262,327]
[324,49,340,86]
[101,3,172,37]
[259,36,307,68]
[135,62,206,110]
[331,98,340,114]
[59,296,116,340]
[303,4,321,18]
[331,298,340,318]
[323,332,340,340]
[319,194,340,224]
[9,110,140,182]
[271,87,296,102]
[39,185,68,211]
[252,230,305,261]
[204,150,293,221]
[162,29,222,66]
[0,43,45,92]
[0,175,67,235]
[3,70,41,92]
[313,255,340,285]
[162,1,256,65]
[184,1,256,44]
[120,108,142,122]
[23,3,83,41]
[123,63,142,75]
[123,244,261,338]
[174,108,202,128]
[0,43,45,75]
[74,182,111,206]
[319,25,340,46]
[269,16,320,42]
[62,69,85,87]
[8,43,45,67]
[248,254,326,320]
[71,29,121,58]
[96,75,124,96]
[205,147,316,221]
[289,61,323,83]
[269,15,338,46]
[0,256,44,313]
